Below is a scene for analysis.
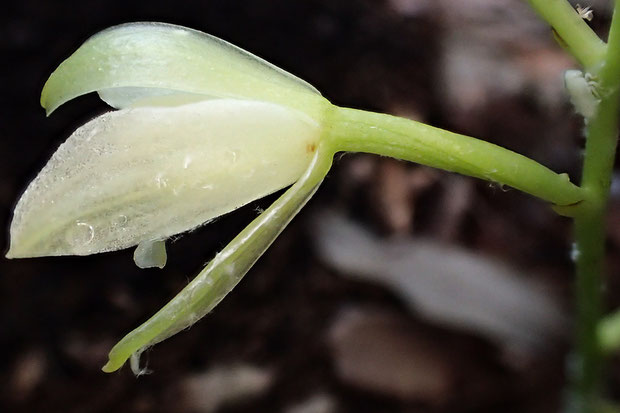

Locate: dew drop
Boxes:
[114,214,128,228]
[68,222,95,246]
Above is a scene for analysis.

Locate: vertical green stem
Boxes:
[570,2,620,411]
[525,0,606,69]
[572,214,605,412]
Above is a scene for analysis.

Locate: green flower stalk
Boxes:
[7,22,584,373]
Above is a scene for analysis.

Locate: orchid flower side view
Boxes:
[7,1,620,410]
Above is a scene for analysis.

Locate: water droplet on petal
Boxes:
[67,221,94,247]
[114,214,128,228]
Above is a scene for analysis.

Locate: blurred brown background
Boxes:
[2,0,620,412]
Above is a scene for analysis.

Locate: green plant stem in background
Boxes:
[595,401,620,413]
[333,3,619,411]
[324,106,584,205]
[571,1,620,410]
[598,309,620,353]
[526,0,607,69]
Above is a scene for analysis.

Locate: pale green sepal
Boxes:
[41,22,324,115]
[102,142,334,373]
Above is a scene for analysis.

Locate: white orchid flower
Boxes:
[8,22,329,262]
[8,22,334,373]
[8,22,583,375]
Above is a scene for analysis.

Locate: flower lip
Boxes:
[8,98,322,259]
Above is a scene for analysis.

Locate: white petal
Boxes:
[7,99,321,258]
[41,22,323,114]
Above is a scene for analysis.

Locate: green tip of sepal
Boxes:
[101,360,118,373]
[101,338,146,374]
[101,347,130,373]
[102,347,149,375]
[40,86,54,116]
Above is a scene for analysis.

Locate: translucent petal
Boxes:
[41,22,324,114]
[7,99,320,258]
